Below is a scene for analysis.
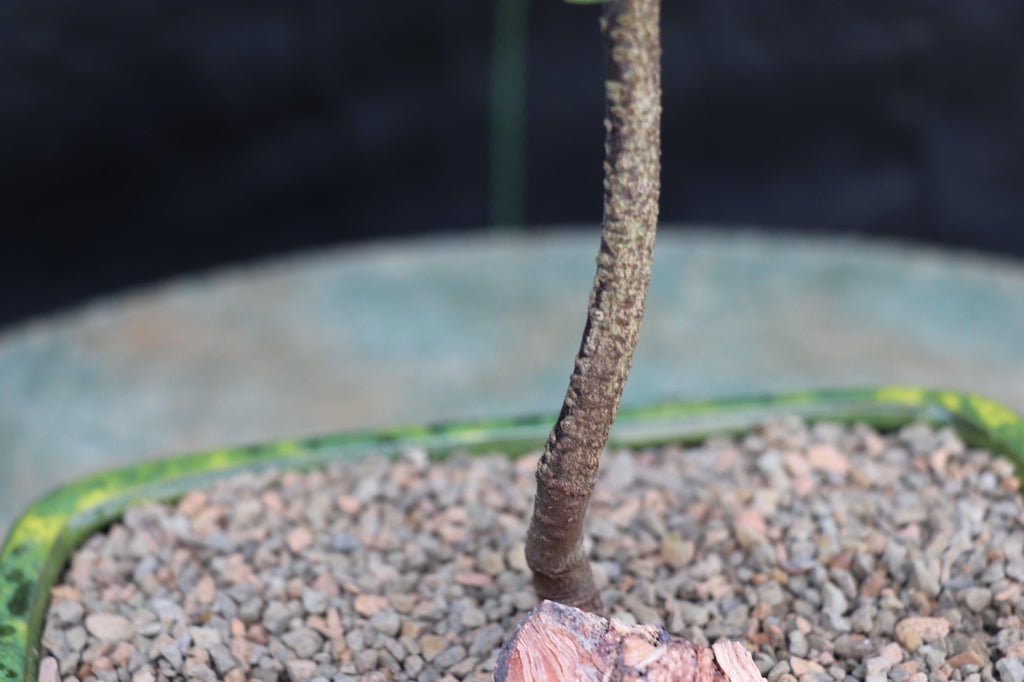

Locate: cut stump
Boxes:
[495,600,764,682]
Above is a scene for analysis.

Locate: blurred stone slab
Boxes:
[3,228,1024,534]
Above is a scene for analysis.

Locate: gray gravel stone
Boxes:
[678,602,710,626]
[370,610,402,637]
[433,644,467,670]
[460,607,487,629]
[469,623,505,656]
[286,659,317,680]
[404,653,425,676]
[996,658,1024,682]
[302,588,328,615]
[822,582,849,615]
[767,660,791,681]
[262,600,291,634]
[996,628,1023,654]
[754,652,775,675]
[65,624,86,653]
[50,600,84,626]
[849,605,875,634]
[238,596,264,623]
[182,660,217,682]
[188,625,221,649]
[788,630,809,657]
[159,643,183,671]
[36,656,59,682]
[758,581,786,608]
[207,643,237,675]
[833,634,872,659]
[353,649,378,673]
[150,598,184,624]
[131,668,155,682]
[910,557,941,597]
[821,609,851,633]
[282,627,324,658]
[962,587,992,613]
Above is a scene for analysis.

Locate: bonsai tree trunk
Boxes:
[525,0,661,613]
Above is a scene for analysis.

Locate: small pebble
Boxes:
[302,588,328,615]
[790,657,826,676]
[996,657,1024,682]
[84,614,132,642]
[470,623,505,656]
[286,659,317,681]
[895,617,951,651]
[354,594,389,617]
[50,600,84,626]
[419,634,448,662]
[460,607,487,629]
[286,526,314,553]
[131,669,155,682]
[369,611,402,637]
[660,532,694,567]
[433,645,468,670]
[353,649,379,673]
[788,630,810,657]
[182,661,216,682]
[962,587,992,613]
[36,656,59,682]
[477,549,505,575]
[282,627,324,658]
[188,626,221,650]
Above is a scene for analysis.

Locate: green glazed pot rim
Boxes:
[1,386,1022,681]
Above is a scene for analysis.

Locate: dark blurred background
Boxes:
[3,1,1023,329]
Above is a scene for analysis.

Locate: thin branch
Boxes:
[525,0,661,612]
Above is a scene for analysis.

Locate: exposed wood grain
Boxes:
[495,601,765,682]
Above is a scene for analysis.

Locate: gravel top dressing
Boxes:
[39,419,1024,682]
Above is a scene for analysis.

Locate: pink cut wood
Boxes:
[495,601,764,682]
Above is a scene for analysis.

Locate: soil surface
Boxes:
[39,419,1024,681]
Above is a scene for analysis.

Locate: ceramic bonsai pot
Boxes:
[1,386,1022,682]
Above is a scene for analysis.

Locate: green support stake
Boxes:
[490,0,530,227]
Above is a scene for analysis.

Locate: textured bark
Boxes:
[525,0,661,613]
[494,601,764,682]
